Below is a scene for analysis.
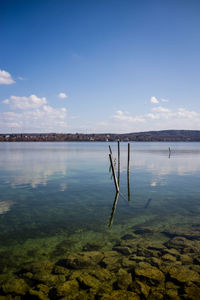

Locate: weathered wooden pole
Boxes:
[109,154,120,193]
[127,143,130,172]
[109,145,112,155]
[117,139,120,184]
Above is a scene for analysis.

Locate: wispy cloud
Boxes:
[0,70,15,85]
[58,92,68,99]
[150,96,159,104]
[152,106,171,113]
[3,94,47,110]
[112,110,145,123]
[1,94,68,132]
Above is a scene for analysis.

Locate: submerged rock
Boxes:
[184,285,200,300]
[59,251,103,269]
[130,279,150,298]
[116,268,132,290]
[134,262,165,285]
[112,246,132,255]
[77,272,100,289]
[169,266,200,284]
[121,233,137,240]
[100,251,122,271]
[82,242,102,251]
[56,279,79,297]
[2,278,29,295]
[133,228,153,235]
[101,290,140,300]
[162,254,177,262]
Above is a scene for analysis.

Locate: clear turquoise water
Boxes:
[0,142,200,271]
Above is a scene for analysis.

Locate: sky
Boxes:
[1,0,200,133]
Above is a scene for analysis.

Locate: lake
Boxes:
[0,142,200,298]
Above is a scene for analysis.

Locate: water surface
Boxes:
[0,142,200,271]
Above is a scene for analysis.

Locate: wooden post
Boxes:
[109,145,112,155]
[117,139,120,184]
[127,171,130,201]
[127,143,130,172]
[109,154,120,193]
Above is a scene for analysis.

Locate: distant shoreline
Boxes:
[1,130,200,142]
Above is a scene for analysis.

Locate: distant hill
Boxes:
[1,130,200,142]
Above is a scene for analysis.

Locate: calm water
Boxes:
[0,142,200,272]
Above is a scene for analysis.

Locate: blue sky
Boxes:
[1,0,200,133]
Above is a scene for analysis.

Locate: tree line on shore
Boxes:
[1,130,200,142]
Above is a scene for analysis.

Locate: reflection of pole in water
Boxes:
[118,139,120,185]
[109,154,120,193]
[108,192,119,227]
[168,147,171,159]
[127,171,130,201]
[144,198,152,208]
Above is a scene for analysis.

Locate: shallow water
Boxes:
[0,142,200,298]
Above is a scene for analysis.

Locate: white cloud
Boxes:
[0,105,68,132]
[112,110,145,123]
[152,106,171,113]
[58,92,68,99]
[3,94,47,110]
[150,96,159,104]
[161,98,168,103]
[0,93,68,132]
[0,70,15,85]
[18,76,26,81]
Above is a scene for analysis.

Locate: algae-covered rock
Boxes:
[60,251,103,269]
[89,268,112,282]
[162,254,177,262]
[129,254,145,263]
[121,233,137,240]
[148,290,164,300]
[183,285,200,300]
[169,266,200,284]
[133,228,153,235]
[134,262,165,285]
[130,279,150,298]
[148,257,162,268]
[180,254,193,265]
[121,257,137,270]
[163,248,180,257]
[56,279,79,297]
[165,281,179,290]
[77,272,100,289]
[53,265,70,275]
[29,288,49,300]
[137,247,160,258]
[2,278,29,295]
[82,242,102,251]
[165,237,198,253]
[32,272,64,286]
[100,251,122,271]
[22,260,54,274]
[165,288,180,300]
[112,246,132,255]
[116,268,132,290]
[101,290,140,300]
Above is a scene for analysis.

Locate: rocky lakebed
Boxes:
[0,226,200,300]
